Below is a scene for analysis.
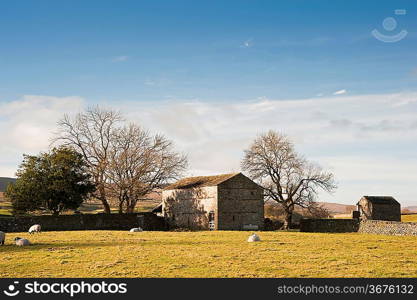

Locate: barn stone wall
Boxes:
[300,218,417,236]
[358,220,417,236]
[0,213,166,233]
[358,197,401,221]
[162,186,217,230]
[217,174,264,230]
[162,174,264,231]
[370,204,401,221]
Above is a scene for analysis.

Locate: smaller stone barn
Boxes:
[161,173,264,230]
[357,196,401,221]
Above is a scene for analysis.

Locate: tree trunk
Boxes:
[98,185,111,214]
[101,199,111,214]
[118,195,126,214]
[125,205,133,214]
[125,201,136,214]
[282,210,293,230]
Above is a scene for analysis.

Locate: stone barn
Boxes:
[356,196,401,221]
[160,173,264,230]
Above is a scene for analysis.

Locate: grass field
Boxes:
[1,231,417,278]
[401,214,417,222]
[0,199,160,216]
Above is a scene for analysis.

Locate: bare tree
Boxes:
[305,202,331,219]
[54,106,123,214]
[106,124,187,213]
[241,130,336,229]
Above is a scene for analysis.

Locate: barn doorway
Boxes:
[208,211,215,230]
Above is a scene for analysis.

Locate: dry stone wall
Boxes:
[299,219,359,233]
[0,213,166,233]
[358,220,417,236]
[300,218,417,236]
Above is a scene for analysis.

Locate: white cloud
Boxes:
[112,55,129,62]
[241,38,253,48]
[1,92,417,205]
[333,89,347,95]
[0,95,84,176]
[317,156,417,205]
[144,79,155,86]
[119,92,417,205]
[143,78,172,87]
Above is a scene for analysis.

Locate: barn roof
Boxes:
[358,196,400,205]
[151,203,162,213]
[164,173,240,190]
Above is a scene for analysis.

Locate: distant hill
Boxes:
[0,177,16,192]
[403,206,417,213]
[266,199,355,214]
[317,202,356,214]
[267,199,417,215]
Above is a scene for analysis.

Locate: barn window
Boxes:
[208,211,215,222]
[251,191,255,195]
[232,215,235,221]
[208,211,215,231]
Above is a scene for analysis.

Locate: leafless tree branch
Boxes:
[241,130,337,229]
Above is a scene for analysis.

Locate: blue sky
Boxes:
[1,1,417,206]
[1,0,416,102]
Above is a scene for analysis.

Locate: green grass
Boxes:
[0,201,12,216]
[0,209,12,216]
[1,231,417,278]
[0,199,159,216]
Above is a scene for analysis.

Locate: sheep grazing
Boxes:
[14,237,31,246]
[129,227,143,232]
[247,233,261,242]
[28,224,41,234]
[0,231,5,245]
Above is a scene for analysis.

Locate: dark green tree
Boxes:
[5,147,96,215]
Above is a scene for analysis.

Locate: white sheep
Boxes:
[247,233,261,242]
[129,227,143,232]
[14,237,31,246]
[0,231,5,245]
[28,224,41,234]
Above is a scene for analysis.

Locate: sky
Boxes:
[1,1,417,205]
